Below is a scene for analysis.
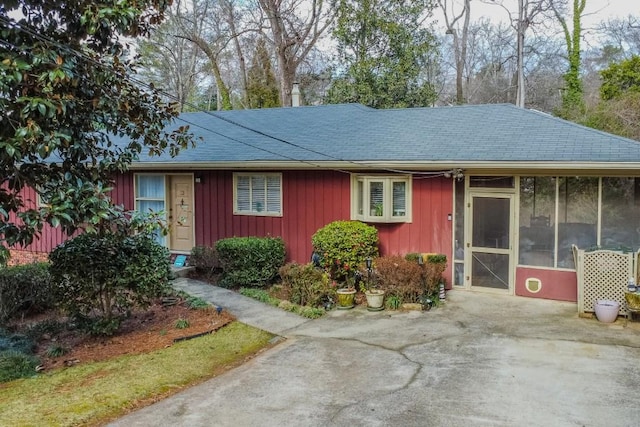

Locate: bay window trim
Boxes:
[351,174,412,223]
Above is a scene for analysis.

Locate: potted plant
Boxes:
[361,258,385,311]
[336,283,356,309]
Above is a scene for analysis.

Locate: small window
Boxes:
[234,173,282,216]
[134,174,167,246]
[352,175,412,222]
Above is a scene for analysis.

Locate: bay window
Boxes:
[352,175,411,222]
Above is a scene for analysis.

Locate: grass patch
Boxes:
[239,287,280,306]
[0,322,273,427]
[240,287,327,319]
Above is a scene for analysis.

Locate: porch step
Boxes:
[171,266,195,278]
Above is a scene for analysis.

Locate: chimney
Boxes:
[291,82,301,107]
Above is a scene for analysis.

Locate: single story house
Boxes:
[13,103,640,302]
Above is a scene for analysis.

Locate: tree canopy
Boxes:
[600,55,640,101]
[0,0,192,247]
[326,0,438,109]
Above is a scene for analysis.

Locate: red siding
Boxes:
[112,172,135,209]
[13,170,455,285]
[9,186,67,255]
[193,171,453,267]
[515,267,578,302]
[281,171,351,262]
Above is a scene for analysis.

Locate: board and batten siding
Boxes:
[10,170,454,285]
[193,170,453,271]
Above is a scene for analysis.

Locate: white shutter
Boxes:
[266,175,281,213]
[236,176,250,211]
[251,176,266,212]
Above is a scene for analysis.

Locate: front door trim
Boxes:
[465,189,516,294]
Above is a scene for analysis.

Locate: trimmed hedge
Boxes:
[311,221,378,283]
[216,237,286,288]
[190,245,219,277]
[0,263,53,323]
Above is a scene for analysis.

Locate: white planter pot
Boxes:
[365,289,385,311]
[594,300,620,323]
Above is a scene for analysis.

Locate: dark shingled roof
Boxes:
[131,103,640,166]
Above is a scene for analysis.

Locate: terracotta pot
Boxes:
[365,289,385,311]
[594,300,620,323]
[336,288,356,309]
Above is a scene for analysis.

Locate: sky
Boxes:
[470,0,638,26]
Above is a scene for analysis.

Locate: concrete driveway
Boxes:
[109,289,640,427]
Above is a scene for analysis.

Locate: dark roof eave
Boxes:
[128,160,640,175]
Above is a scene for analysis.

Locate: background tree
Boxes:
[597,15,640,58]
[257,0,334,106]
[582,55,640,140]
[438,0,471,104]
[462,19,515,104]
[599,55,640,101]
[488,0,550,107]
[246,38,281,108]
[0,0,192,247]
[327,0,438,108]
[551,0,587,117]
[137,13,206,112]
[172,0,234,110]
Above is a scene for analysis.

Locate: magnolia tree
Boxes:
[0,0,193,247]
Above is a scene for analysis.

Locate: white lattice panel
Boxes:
[575,247,634,315]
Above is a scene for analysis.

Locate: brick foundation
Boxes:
[8,249,49,266]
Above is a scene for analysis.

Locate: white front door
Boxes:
[168,175,194,253]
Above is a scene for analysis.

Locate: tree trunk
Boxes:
[516,0,525,108]
[222,0,249,108]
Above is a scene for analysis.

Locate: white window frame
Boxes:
[134,173,168,246]
[351,174,412,223]
[233,173,283,216]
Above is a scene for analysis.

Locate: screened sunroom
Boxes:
[453,175,640,299]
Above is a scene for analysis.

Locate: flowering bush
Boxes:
[311,221,378,283]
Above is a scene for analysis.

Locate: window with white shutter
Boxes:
[351,175,411,223]
[234,173,282,216]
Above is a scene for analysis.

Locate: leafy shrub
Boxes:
[190,245,219,277]
[0,350,40,383]
[175,318,190,329]
[0,246,9,267]
[279,263,335,308]
[49,232,171,335]
[311,221,378,282]
[422,254,447,296]
[239,287,281,306]
[385,295,402,310]
[216,237,286,288]
[373,255,425,304]
[0,262,53,323]
[0,330,36,354]
[24,319,68,340]
[45,344,69,358]
[185,296,210,310]
[404,253,447,296]
[295,306,325,319]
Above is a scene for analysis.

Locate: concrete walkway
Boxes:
[172,277,310,336]
[110,280,640,427]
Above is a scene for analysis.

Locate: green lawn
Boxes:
[0,322,274,427]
